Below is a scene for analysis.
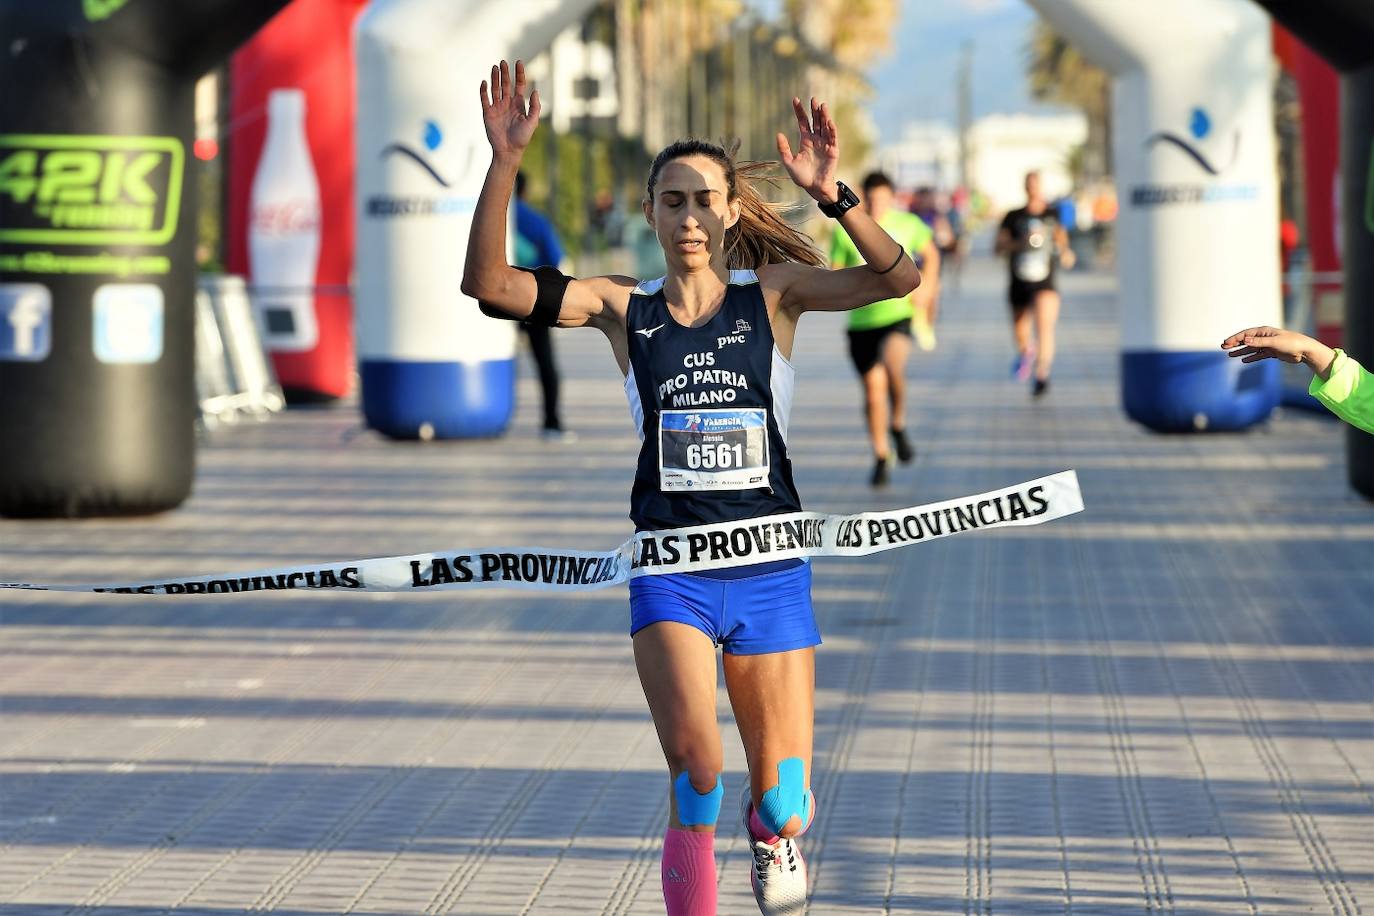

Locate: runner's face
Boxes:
[645,156,740,270]
[864,185,893,219]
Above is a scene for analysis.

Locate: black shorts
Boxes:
[847,318,912,375]
[1009,277,1055,311]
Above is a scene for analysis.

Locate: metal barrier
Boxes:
[195,274,286,427]
[1279,264,1345,410]
[1282,265,1344,337]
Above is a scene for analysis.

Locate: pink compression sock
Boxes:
[747,805,779,845]
[661,828,717,915]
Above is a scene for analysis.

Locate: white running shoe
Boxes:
[741,787,808,915]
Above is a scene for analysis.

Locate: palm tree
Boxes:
[1026,21,1111,182]
[784,0,900,171]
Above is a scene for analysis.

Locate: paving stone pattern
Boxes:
[2,258,1371,914]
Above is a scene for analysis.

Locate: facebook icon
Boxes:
[0,284,53,362]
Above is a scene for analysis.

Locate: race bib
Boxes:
[1013,220,1052,282]
[659,408,770,492]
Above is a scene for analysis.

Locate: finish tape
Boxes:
[1,471,1083,596]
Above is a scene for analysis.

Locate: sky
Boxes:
[863,0,1064,144]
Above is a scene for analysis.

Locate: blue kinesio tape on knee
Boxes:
[757,757,811,836]
[673,772,724,826]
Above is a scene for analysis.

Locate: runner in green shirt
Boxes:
[1222,326,1374,432]
[830,172,940,486]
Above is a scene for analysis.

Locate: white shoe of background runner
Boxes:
[741,786,808,914]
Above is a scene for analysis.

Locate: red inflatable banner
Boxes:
[228,0,366,401]
[1275,25,1344,347]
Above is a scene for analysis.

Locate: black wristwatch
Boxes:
[818,181,860,219]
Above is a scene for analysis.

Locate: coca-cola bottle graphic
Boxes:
[249,88,321,353]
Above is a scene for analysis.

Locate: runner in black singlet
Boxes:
[463,60,921,916]
[995,170,1075,397]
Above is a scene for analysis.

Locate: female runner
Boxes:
[462,60,919,916]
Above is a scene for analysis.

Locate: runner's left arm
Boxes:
[766,96,918,316]
[1054,219,1075,270]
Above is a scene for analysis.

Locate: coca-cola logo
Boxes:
[251,201,321,235]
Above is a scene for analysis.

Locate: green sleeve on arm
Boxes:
[1308,349,1374,433]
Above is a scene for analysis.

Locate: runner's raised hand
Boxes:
[777,96,839,204]
[480,59,540,156]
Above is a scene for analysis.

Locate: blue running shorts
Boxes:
[629,559,820,655]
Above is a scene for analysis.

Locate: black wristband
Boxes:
[818,181,860,219]
[871,246,906,275]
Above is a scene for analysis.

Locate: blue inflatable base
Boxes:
[361,358,515,440]
[1122,351,1279,432]
[1280,384,1334,416]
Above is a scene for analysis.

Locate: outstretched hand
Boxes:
[1221,325,1337,378]
[777,97,839,203]
[480,60,540,156]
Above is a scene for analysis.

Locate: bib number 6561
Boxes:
[685,442,744,470]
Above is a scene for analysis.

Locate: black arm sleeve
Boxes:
[477,301,520,321]
[476,266,573,326]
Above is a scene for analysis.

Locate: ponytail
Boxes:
[646,139,825,270]
[726,159,827,269]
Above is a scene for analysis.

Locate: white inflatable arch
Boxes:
[1027,0,1281,431]
[355,0,601,439]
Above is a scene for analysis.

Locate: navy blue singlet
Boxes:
[623,270,802,534]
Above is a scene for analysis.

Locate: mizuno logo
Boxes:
[636,323,666,339]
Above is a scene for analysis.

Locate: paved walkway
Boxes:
[2,257,1371,915]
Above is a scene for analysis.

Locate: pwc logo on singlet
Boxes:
[717,318,751,350]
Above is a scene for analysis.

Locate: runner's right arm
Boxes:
[459,60,632,338]
[461,149,631,329]
[994,212,1014,256]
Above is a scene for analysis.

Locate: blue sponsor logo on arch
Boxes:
[366,119,477,219]
[1144,106,1239,177]
[1130,105,1258,207]
[381,118,454,188]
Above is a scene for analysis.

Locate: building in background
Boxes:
[875,121,960,192]
[967,112,1087,210]
[877,111,1087,214]
[525,23,620,136]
